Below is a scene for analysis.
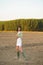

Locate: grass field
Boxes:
[0,31,43,65]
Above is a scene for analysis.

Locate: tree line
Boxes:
[0,19,43,31]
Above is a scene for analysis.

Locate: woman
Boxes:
[16,26,25,59]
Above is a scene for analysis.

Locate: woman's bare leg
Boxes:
[19,46,23,52]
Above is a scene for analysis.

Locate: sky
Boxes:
[0,0,43,20]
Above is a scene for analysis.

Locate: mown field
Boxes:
[0,31,43,65]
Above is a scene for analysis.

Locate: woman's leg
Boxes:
[19,46,26,58]
[16,46,20,59]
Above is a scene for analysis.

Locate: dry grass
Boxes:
[0,32,43,65]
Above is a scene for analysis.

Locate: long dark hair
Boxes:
[17,26,22,31]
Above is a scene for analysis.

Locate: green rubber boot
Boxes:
[22,52,26,58]
[17,51,20,59]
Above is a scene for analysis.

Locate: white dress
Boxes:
[16,31,23,47]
